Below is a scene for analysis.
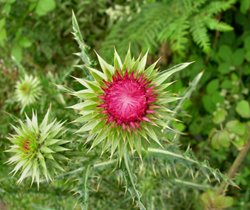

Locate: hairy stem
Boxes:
[217,138,250,195]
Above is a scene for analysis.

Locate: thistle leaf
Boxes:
[154,62,193,85]
[72,11,91,66]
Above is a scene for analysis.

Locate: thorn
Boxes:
[122,123,126,130]
[146,110,155,114]
[142,117,151,122]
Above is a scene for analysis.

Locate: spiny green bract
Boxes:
[6,109,69,187]
[71,48,192,159]
[15,74,42,110]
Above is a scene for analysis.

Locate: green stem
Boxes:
[93,159,117,168]
[55,160,116,179]
[123,152,146,210]
[174,179,211,190]
[83,165,90,210]
[148,147,197,164]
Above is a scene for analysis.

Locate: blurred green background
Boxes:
[1,0,250,209]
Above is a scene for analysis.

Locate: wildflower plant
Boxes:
[70,13,231,208]
[2,11,240,210]
[15,74,42,110]
[71,46,192,159]
[6,109,69,186]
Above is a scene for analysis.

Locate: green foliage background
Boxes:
[1,0,250,209]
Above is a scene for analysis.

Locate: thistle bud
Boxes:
[6,109,69,187]
[15,74,42,109]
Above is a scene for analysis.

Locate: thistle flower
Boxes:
[6,109,69,186]
[15,74,42,109]
[71,49,191,158]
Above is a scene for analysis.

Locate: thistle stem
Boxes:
[83,165,90,210]
[174,179,211,189]
[148,147,197,165]
[55,160,116,179]
[93,159,117,168]
[217,138,250,195]
[123,152,146,210]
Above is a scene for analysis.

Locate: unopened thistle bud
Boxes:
[6,109,69,186]
[71,49,191,158]
[15,74,42,109]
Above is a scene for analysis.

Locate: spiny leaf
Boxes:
[72,11,91,66]
[155,62,193,85]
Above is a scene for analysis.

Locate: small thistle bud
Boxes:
[71,49,191,158]
[6,109,69,186]
[15,74,42,109]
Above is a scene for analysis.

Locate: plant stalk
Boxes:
[217,138,250,195]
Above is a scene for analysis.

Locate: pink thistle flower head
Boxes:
[71,49,192,158]
[100,70,156,130]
